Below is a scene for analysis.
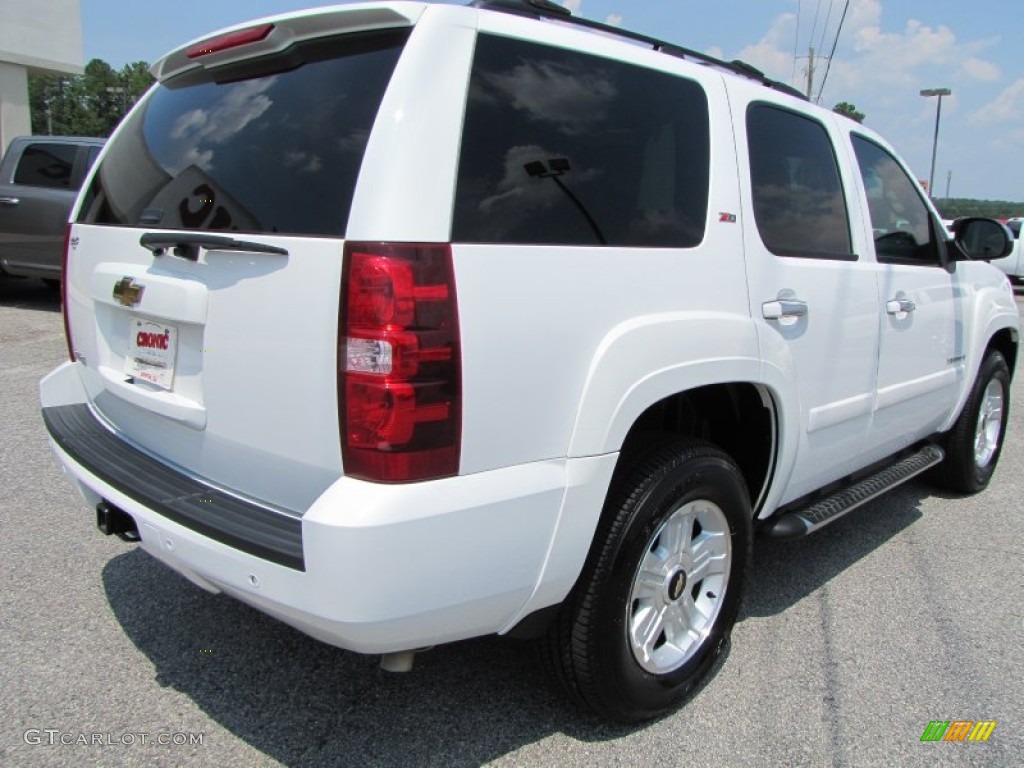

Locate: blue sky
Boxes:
[83,0,1024,202]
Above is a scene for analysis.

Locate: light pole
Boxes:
[920,87,951,197]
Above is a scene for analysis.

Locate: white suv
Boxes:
[994,217,1022,282]
[40,0,1017,722]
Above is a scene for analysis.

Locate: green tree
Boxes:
[833,101,865,123]
[28,58,155,137]
[937,198,1024,219]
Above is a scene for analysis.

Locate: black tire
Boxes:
[541,439,751,722]
[42,278,61,292]
[934,350,1010,493]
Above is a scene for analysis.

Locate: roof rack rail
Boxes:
[471,0,570,18]
[469,0,807,101]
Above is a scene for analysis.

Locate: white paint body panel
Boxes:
[40,3,1019,654]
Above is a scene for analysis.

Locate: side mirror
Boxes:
[950,217,1013,261]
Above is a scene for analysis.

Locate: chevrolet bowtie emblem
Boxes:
[113,277,145,307]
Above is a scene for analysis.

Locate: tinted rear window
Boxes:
[78,29,408,236]
[453,35,710,247]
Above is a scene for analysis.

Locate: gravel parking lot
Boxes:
[1,278,1022,767]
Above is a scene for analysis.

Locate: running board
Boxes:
[761,444,945,539]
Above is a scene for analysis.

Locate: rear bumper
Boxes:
[42,402,304,569]
[40,361,616,653]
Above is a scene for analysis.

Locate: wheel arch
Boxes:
[504,379,782,638]
[986,326,1018,381]
[937,277,1019,436]
[611,382,778,517]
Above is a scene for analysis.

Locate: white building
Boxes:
[0,0,84,157]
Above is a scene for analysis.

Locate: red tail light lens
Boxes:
[340,243,460,482]
[61,224,74,361]
[186,24,274,59]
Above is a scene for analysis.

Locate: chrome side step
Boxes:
[760,444,945,539]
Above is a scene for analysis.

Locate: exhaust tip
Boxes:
[380,651,416,673]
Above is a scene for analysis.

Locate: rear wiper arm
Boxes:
[140,232,288,261]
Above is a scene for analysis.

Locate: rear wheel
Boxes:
[934,350,1010,493]
[542,439,751,722]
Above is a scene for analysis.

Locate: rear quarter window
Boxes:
[77,29,409,236]
[453,34,710,248]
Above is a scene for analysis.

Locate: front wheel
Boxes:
[934,350,1011,493]
[542,439,751,722]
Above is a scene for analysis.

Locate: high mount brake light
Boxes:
[340,243,461,483]
[186,24,275,59]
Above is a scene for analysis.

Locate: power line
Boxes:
[818,0,836,56]
[816,0,850,103]
[808,0,823,57]
[791,0,802,83]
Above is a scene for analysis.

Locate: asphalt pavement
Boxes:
[1,277,1021,767]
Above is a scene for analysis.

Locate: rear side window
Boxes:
[13,143,76,189]
[454,35,710,247]
[78,29,408,236]
[747,103,853,259]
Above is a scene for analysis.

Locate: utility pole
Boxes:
[806,46,816,99]
[796,46,828,101]
[945,170,952,201]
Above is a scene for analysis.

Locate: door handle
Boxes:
[0,196,20,206]
[886,298,917,315]
[762,299,808,320]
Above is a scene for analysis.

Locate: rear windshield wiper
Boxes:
[140,232,288,261]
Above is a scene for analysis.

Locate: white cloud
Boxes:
[730,0,1001,107]
[847,0,883,31]
[733,12,797,86]
[852,19,959,81]
[170,79,276,146]
[481,58,618,136]
[283,150,323,174]
[562,0,582,13]
[960,57,1000,83]
[990,127,1024,151]
[606,13,623,27]
[971,79,1024,125]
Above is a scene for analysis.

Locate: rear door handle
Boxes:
[886,299,917,315]
[0,196,20,206]
[762,299,808,320]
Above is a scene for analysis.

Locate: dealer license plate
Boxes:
[126,318,178,390]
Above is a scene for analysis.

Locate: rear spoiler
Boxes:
[151,2,423,81]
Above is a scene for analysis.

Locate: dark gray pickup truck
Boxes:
[0,136,104,286]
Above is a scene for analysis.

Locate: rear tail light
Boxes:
[339,243,461,482]
[61,224,74,361]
